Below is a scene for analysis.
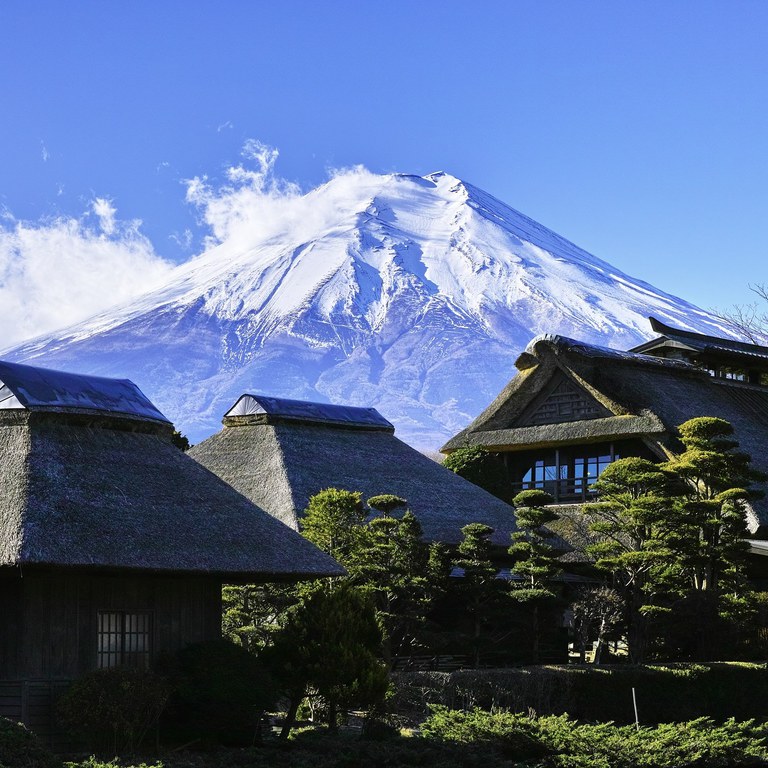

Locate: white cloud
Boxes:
[0,204,173,350]
[184,139,377,252]
[92,197,117,235]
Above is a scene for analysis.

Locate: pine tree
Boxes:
[300,488,367,569]
[453,523,500,667]
[264,582,388,738]
[509,489,560,662]
[584,457,673,662]
[663,417,760,595]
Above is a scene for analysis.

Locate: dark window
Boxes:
[97,611,152,669]
[515,444,620,501]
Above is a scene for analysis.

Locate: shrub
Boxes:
[392,663,768,725]
[420,707,768,768]
[420,706,549,760]
[56,668,168,754]
[0,717,59,768]
[161,639,276,746]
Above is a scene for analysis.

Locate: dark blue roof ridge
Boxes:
[0,359,170,424]
[224,393,395,430]
[643,316,768,357]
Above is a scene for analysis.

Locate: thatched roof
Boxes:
[188,395,519,547]
[441,334,768,534]
[0,364,342,579]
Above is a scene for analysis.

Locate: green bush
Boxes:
[392,663,768,725]
[160,639,276,746]
[420,707,768,768]
[56,668,168,754]
[0,717,59,768]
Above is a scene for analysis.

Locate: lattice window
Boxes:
[524,378,603,426]
[97,611,152,669]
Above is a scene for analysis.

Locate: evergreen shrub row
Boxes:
[392,663,768,725]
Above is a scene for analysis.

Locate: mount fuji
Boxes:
[2,170,730,449]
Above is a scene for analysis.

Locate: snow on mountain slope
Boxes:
[2,170,732,449]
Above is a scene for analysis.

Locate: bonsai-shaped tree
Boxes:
[661,417,763,657]
[301,488,367,569]
[509,489,560,662]
[584,457,674,663]
[453,522,500,667]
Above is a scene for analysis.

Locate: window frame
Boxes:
[96,609,154,670]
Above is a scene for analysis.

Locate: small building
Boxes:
[0,361,342,742]
[188,394,520,547]
[440,318,768,537]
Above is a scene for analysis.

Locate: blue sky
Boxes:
[1,1,767,342]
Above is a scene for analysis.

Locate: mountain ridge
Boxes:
[2,170,731,449]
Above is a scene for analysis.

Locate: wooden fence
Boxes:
[0,679,72,749]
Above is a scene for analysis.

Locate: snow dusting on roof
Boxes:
[0,359,170,423]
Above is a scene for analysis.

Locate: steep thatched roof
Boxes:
[0,364,342,579]
[188,395,519,547]
[441,334,768,533]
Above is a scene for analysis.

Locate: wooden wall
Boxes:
[0,566,222,680]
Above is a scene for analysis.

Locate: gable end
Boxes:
[518,373,610,426]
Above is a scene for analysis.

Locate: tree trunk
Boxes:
[280,695,301,740]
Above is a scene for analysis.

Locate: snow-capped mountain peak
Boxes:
[3,170,731,448]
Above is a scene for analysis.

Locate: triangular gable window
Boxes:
[519,374,607,426]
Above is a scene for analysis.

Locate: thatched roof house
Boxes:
[188,394,519,547]
[0,360,341,578]
[441,320,768,536]
[0,361,340,741]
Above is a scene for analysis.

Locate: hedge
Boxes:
[391,663,768,725]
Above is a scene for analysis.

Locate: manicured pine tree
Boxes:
[663,417,761,595]
[584,457,673,663]
[300,488,367,571]
[356,496,434,664]
[661,417,764,657]
[509,489,560,663]
[453,522,500,668]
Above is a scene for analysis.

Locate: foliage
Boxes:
[300,488,366,567]
[366,495,407,514]
[0,717,58,768]
[442,446,506,498]
[584,457,677,662]
[570,586,623,663]
[420,706,768,768]
[56,668,168,754]
[508,490,561,663]
[451,523,504,667]
[161,639,275,746]
[264,582,389,737]
[663,417,760,597]
[353,509,442,662]
[392,662,768,726]
[170,430,190,451]
[510,489,560,592]
[222,582,299,652]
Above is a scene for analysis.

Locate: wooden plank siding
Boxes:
[0,567,223,743]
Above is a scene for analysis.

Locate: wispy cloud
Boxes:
[40,140,49,162]
[185,139,376,251]
[0,203,173,349]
